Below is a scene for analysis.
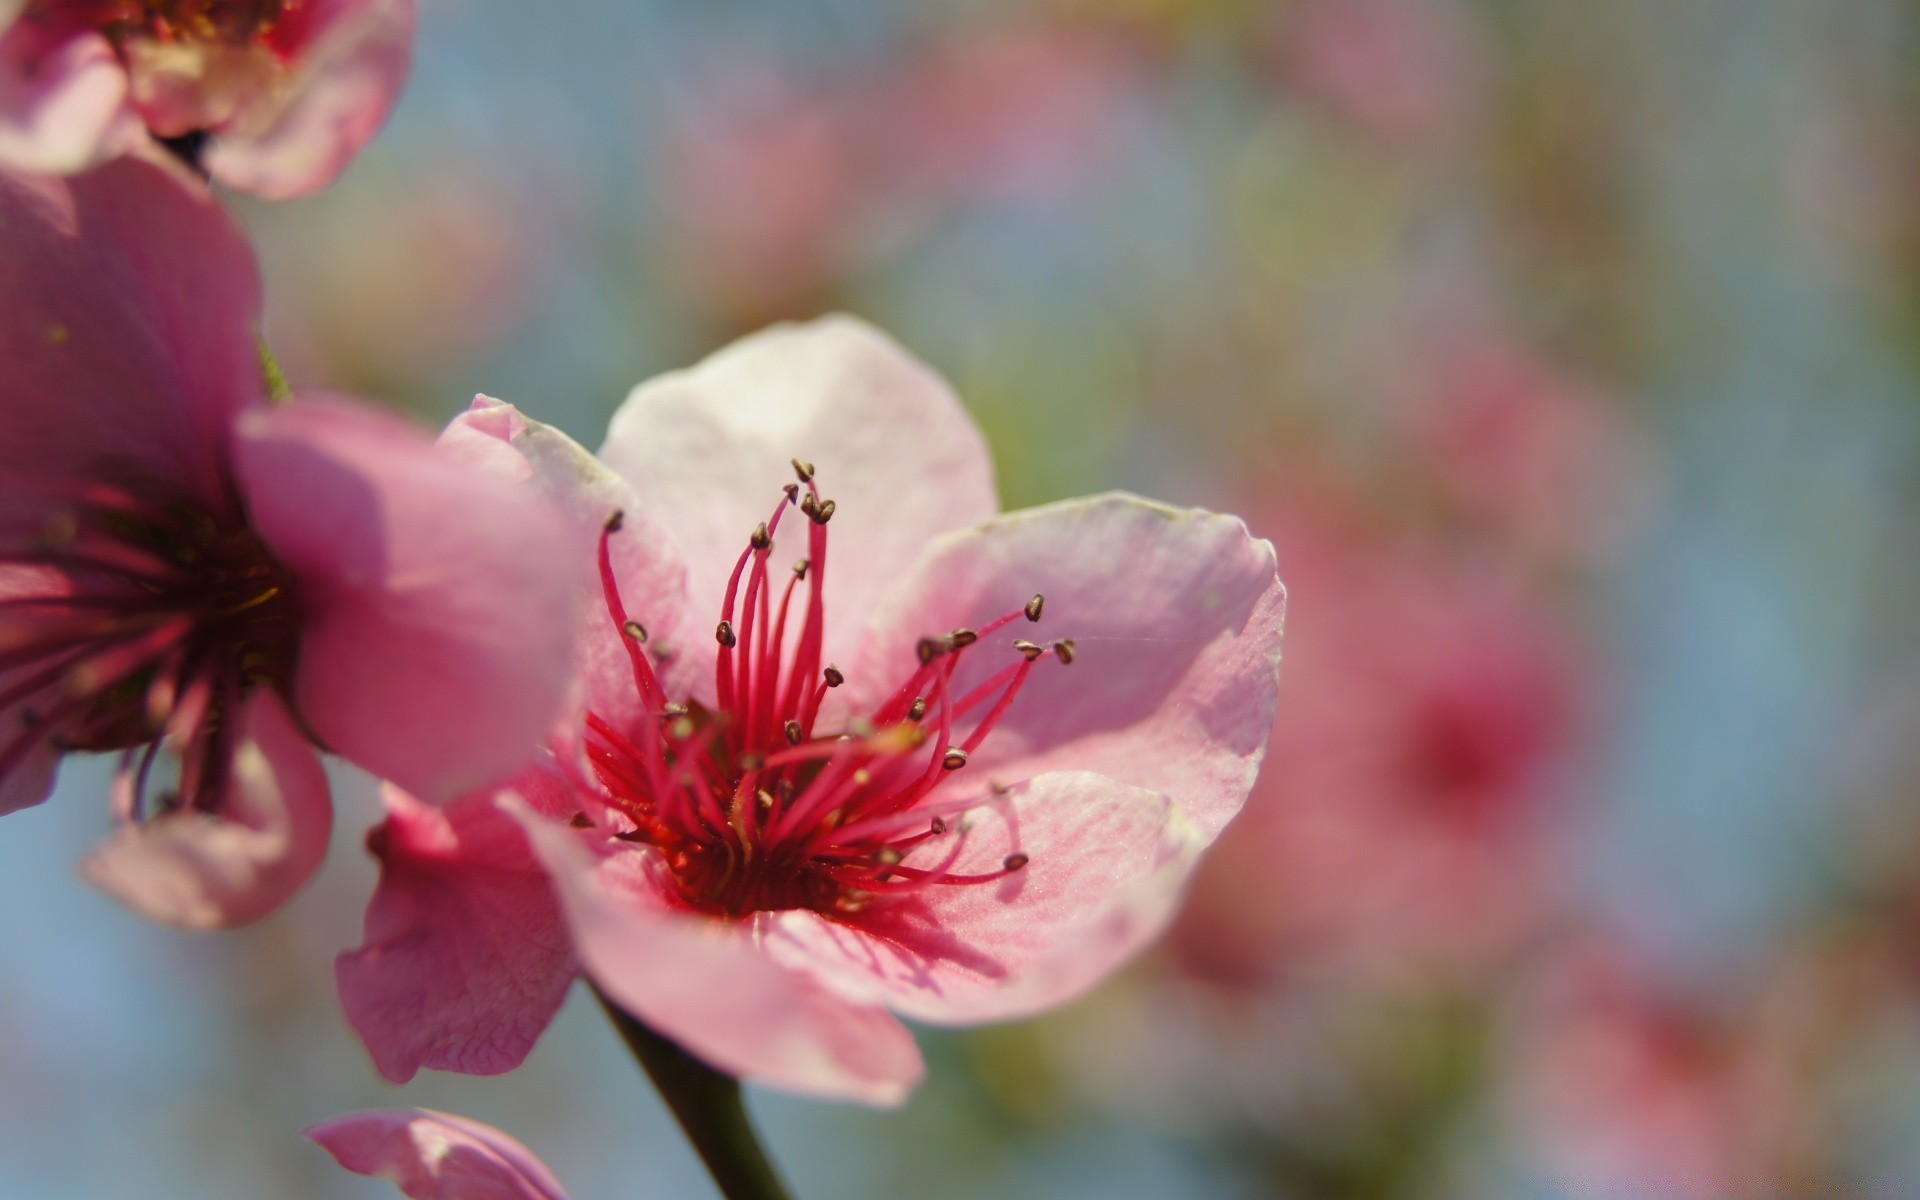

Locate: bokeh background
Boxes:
[7,0,1920,1196]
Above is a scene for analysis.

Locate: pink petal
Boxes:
[206,0,416,199]
[0,155,261,508]
[598,315,998,704]
[337,780,575,1084]
[511,800,925,1105]
[0,563,63,815]
[231,395,578,803]
[0,24,139,175]
[443,397,699,728]
[766,771,1201,1025]
[854,493,1285,840]
[306,1109,569,1200]
[79,689,331,928]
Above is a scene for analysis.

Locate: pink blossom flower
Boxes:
[0,156,577,927]
[338,316,1287,1104]
[307,1109,569,1200]
[0,0,414,198]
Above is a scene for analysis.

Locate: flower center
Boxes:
[583,463,1071,919]
[0,474,300,814]
[24,0,293,48]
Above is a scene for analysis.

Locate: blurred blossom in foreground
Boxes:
[337,315,1287,1106]
[0,158,576,928]
[309,1109,569,1200]
[0,0,415,197]
[1269,0,1484,152]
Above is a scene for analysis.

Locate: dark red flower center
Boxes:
[584,463,1070,919]
[23,0,299,49]
[0,474,299,814]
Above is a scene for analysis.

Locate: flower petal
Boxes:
[854,492,1285,840]
[598,315,997,702]
[79,689,331,928]
[510,800,925,1105]
[337,779,575,1084]
[232,395,578,803]
[766,771,1201,1025]
[0,24,139,176]
[206,0,416,199]
[306,1109,570,1200]
[0,155,261,507]
[443,396,698,729]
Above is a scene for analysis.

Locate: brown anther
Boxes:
[1053,638,1076,665]
[661,702,690,719]
[907,697,928,722]
[776,779,796,802]
[930,816,948,834]
[652,641,677,661]
[715,620,736,648]
[622,620,648,643]
[783,483,800,502]
[569,812,594,829]
[917,636,952,665]
[1012,639,1044,662]
[1025,594,1045,622]
[809,498,837,525]
[603,510,625,533]
[836,890,872,913]
[942,747,969,770]
[874,848,903,867]
[750,522,771,550]
[670,717,695,739]
[784,719,803,745]
[1003,853,1030,872]
[792,558,810,579]
[823,664,845,687]
[791,458,815,483]
[989,781,1012,796]
[949,628,978,648]
[756,789,775,812]
[738,752,765,772]
[799,492,819,517]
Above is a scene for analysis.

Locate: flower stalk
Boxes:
[595,985,797,1200]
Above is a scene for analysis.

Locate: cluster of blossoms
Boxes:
[0,6,1287,1196]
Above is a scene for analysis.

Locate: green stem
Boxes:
[595,985,797,1200]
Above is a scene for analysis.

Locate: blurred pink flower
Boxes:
[308,1109,569,1200]
[1171,476,1582,985]
[1270,0,1483,151]
[0,0,414,198]
[338,316,1287,1104]
[0,157,577,927]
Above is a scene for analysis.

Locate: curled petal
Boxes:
[510,799,925,1105]
[599,315,997,703]
[855,492,1286,840]
[0,156,261,507]
[233,396,578,804]
[0,24,140,176]
[80,689,331,928]
[768,772,1202,1025]
[306,1109,570,1200]
[206,0,416,199]
[337,780,575,1084]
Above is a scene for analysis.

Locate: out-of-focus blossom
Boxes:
[308,1109,569,1200]
[0,158,576,927]
[0,0,414,197]
[1268,0,1483,151]
[1171,476,1583,985]
[338,316,1286,1104]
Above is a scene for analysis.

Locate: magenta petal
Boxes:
[206,0,416,199]
[232,396,578,803]
[598,315,998,698]
[855,493,1286,840]
[0,24,138,175]
[337,781,575,1083]
[511,801,925,1105]
[0,156,261,506]
[767,771,1201,1025]
[79,690,331,928]
[306,1109,570,1200]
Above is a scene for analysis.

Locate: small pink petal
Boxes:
[0,25,140,176]
[206,0,416,199]
[0,156,262,508]
[598,315,997,704]
[306,1108,569,1200]
[79,689,332,928]
[511,800,925,1105]
[766,771,1201,1024]
[337,781,575,1084]
[232,395,579,803]
[855,492,1286,840]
